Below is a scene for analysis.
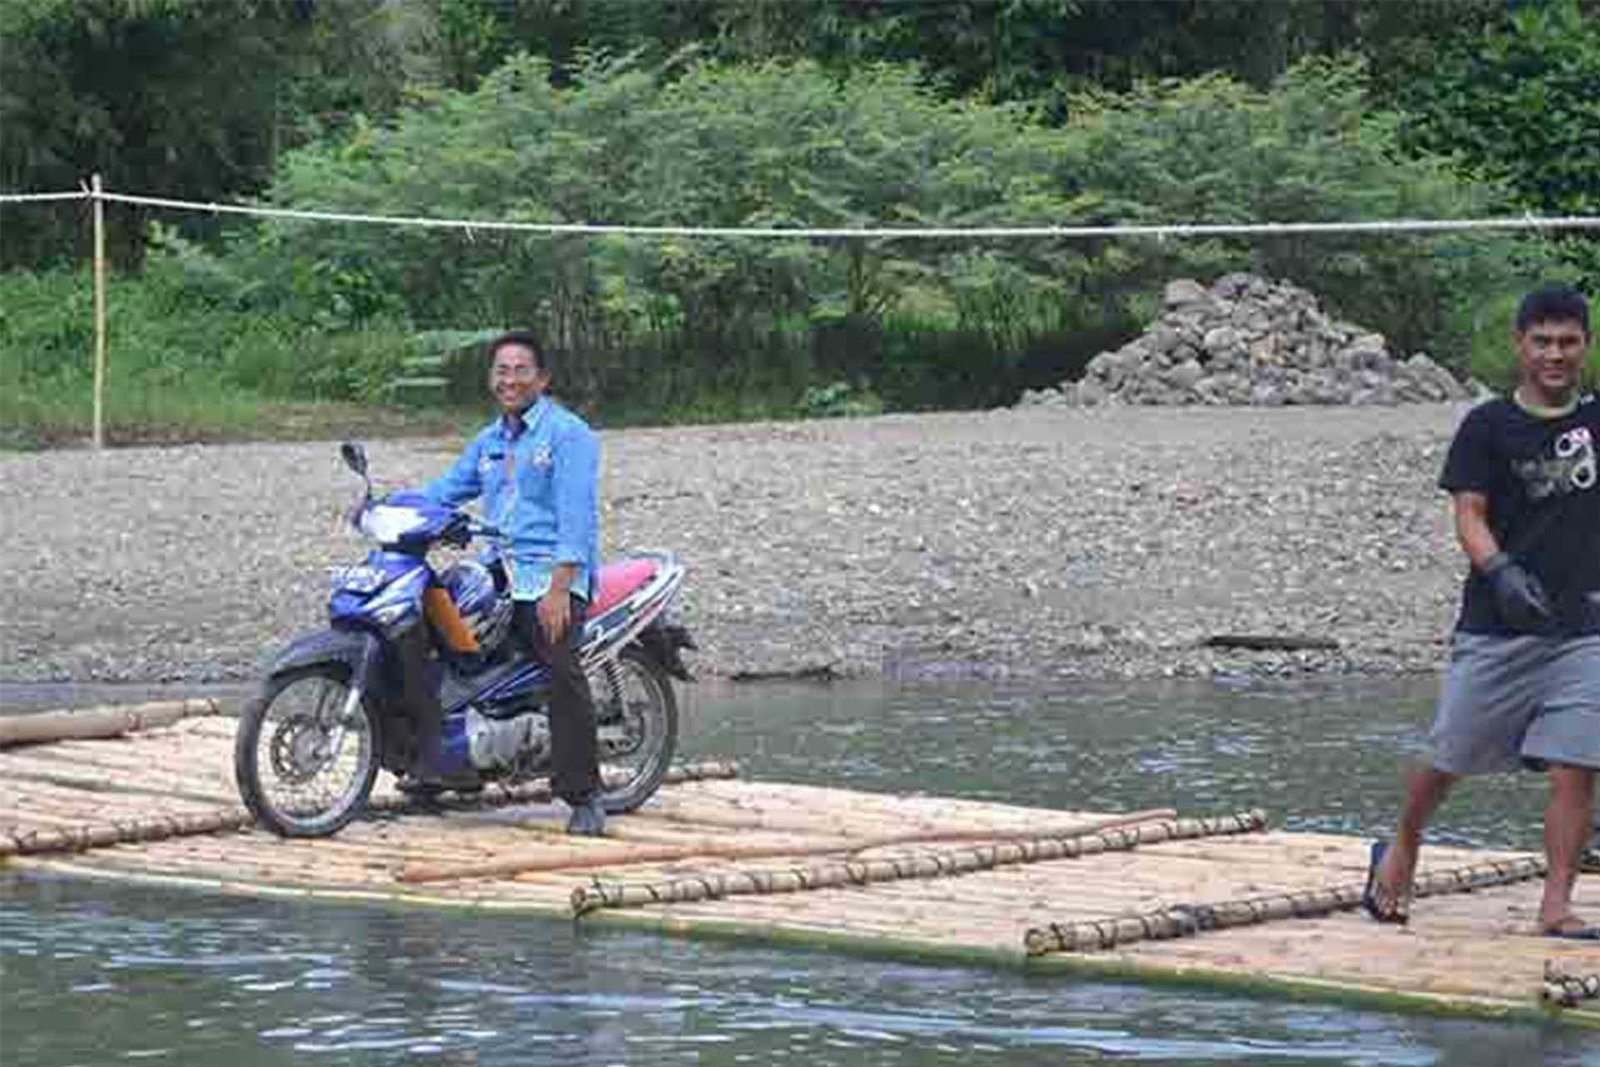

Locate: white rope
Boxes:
[0,191,90,204]
[7,186,1600,239]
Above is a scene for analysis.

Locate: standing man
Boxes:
[423,330,607,835]
[1366,284,1599,936]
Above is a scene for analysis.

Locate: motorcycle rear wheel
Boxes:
[592,646,678,813]
[235,664,380,838]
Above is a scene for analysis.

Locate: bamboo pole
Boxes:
[91,172,107,450]
[401,807,1179,884]
[0,808,254,857]
[569,809,1268,917]
[636,790,1121,839]
[1544,962,1600,1008]
[842,809,1175,854]
[1023,855,1548,956]
[0,698,223,747]
[0,759,739,858]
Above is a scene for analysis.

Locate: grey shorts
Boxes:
[1429,633,1600,774]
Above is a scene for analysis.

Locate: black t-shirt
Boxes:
[1439,393,1600,635]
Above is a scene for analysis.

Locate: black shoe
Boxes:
[398,770,481,798]
[566,796,607,837]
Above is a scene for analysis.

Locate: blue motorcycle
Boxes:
[234,442,694,837]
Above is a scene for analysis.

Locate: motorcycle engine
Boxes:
[465,706,549,771]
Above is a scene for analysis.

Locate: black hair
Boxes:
[485,329,549,371]
[1516,285,1590,336]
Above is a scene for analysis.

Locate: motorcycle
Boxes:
[234,441,695,838]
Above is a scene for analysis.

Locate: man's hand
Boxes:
[1482,552,1554,630]
[537,589,571,643]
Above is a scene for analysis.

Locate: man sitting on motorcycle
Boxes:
[417,330,608,836]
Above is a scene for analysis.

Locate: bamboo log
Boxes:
[1023,855,1548,956]
[1543,962,1600,1008]
[569,809,1268,916]
[0,808,255,856]
[845,809,1177,855]
[0,699,222,747]
[0,759,738,858]
[637,791,1120,841]
[402,807,1178,884]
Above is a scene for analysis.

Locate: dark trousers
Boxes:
[511,596,599,804]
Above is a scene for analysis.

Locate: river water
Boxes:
[3,675,1598,1065]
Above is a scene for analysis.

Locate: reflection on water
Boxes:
[5,874,1594,1067]
[2,674,1596,1065]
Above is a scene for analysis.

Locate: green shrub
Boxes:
[1397,0,1600,289]
[4,53,1578,441]
[0,261,423,444]
[799,380,884,419]
[1048,60,1562,375]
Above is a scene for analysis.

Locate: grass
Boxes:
[0,265,475,449]
[1,370,477,450]
[0,375,844,450]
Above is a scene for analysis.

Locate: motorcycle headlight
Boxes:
[360,505,428,544]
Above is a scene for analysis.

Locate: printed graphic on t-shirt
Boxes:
[1514,425,1597,499]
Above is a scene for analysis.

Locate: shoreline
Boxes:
[2,403,1477,688]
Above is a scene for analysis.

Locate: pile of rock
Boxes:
[1021,273,1473,408]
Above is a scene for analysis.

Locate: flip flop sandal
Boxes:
[1361,839,1410,925]
[1543,919,1600,940]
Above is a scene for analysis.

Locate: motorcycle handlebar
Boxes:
[340,444,501,549]
[467,519,504,541]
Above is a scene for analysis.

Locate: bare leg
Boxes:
[1376,765,1458,907]
[1539,764,1595,932]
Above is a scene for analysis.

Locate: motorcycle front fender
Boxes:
[266,627,382,691]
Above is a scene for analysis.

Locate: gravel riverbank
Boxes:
[1,404,1476,686]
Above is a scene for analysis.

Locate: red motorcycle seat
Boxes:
[590,558,658,618]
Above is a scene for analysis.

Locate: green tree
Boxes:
[1395,0,1600,281]
[1047,60,1552,363]
[229,54,1539,410]
[0,0,422,268]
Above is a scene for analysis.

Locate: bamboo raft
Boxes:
[2,701,1598,1028]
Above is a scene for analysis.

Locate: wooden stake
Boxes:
[91,173,107,450]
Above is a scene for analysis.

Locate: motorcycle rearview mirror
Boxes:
[339,441,369,477]
[339,443,373,529]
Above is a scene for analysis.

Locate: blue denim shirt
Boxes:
[422,397,599,602]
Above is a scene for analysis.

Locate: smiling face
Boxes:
[1515,318,1590,408]
[489,342,550,415]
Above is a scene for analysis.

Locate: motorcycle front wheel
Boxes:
[234,664,380,837]
[591,646,678,813]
